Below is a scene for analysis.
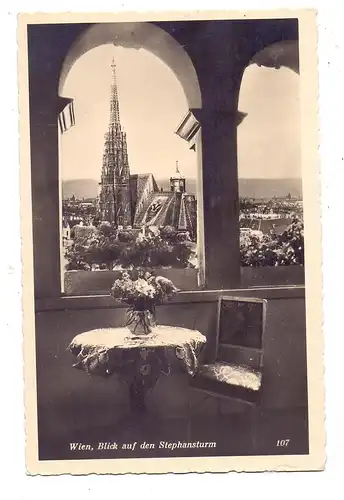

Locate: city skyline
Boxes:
[60,44,301,182]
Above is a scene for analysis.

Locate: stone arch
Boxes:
[237,39,300,137]
[249,40,299,74]
[237,39,301,193]
[58,22,202,109]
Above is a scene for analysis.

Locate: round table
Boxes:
[68,326,206,413]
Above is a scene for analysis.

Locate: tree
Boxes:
[64,225,194,270]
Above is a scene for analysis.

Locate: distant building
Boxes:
[97,58,197,237]
[62,218,71,246]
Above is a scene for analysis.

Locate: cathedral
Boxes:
[97,59,197,238]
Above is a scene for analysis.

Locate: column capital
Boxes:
[174,110,201,146]
[191,108,247,125]
[175,108,247,147]
[57,96,75,133]
[57,96,74,114]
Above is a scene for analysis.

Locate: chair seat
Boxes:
[198,362,262,391]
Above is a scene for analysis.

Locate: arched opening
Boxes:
[59,22,202,108]
[59,23,202,295]
[237,41,304,286]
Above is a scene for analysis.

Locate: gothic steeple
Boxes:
[98,57,132,227]
[109,58,121,127]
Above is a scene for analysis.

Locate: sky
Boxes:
[60,44,301,181]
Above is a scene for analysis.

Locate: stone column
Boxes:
[192,109,243,290]
[30,84,62,299]
[175,104,246,290]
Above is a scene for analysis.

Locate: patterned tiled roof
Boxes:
[130,173,159,215]
[133,190,196,234]
[129,172,196,234]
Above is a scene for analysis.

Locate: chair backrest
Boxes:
[215,296,267,372]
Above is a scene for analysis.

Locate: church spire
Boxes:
[109,57,121,128]
[98,56,132,227]
[176,160,181,177]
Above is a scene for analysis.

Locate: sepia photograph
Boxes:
[19,10,324,474]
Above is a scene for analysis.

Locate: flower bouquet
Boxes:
[110,269,178,335]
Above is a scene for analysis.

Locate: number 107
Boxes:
[277,439,290,447]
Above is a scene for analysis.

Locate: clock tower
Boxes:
[170,161,186,193]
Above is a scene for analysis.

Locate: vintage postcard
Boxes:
[19,9,325,474]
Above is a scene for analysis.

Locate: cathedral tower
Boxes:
[98,58,132,227]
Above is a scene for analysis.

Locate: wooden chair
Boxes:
[188,296,267,450]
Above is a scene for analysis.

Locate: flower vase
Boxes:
[125,308,156,336]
